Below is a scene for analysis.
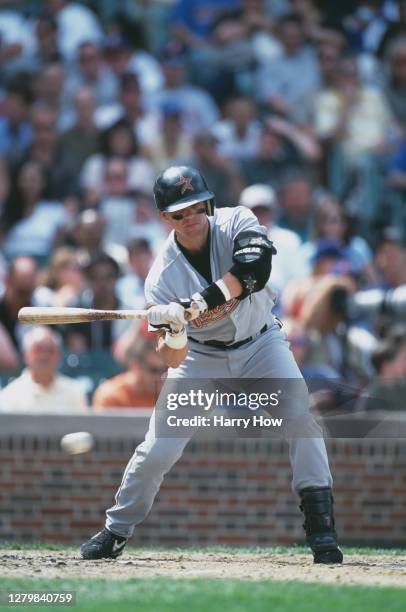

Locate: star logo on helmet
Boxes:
[175,175,194,194]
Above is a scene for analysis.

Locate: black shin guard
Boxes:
[299,487,343,564]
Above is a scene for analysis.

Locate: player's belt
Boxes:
[189,324,268,350]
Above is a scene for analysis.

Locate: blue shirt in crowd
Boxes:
[170,0,241,38]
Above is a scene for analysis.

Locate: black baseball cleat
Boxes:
[299,487,343,565]
[80,528,128,560]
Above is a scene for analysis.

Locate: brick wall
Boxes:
[1,414,406,547]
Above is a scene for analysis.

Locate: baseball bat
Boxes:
[18,306,150,325]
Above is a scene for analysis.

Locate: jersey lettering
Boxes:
[191,298,239,328]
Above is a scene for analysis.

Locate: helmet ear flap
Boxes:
[205,197,215,216]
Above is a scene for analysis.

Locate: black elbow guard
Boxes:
[230,231,277,299]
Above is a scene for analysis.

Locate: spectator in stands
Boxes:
[298,193,375,280]
[0,256,38,350]
[277,173,315,241]
[283,239,357,333]
[58,86,100,189]
[314,54,396,235]
[0,323,19,372]
[238,183,303,292]
[188,11,257,104]
[255,13,320,122]
[358,330,406,411]
[102,33,163,98]
[213,96,261,161]
[238,0,283,69]
[377,2,406,59]
[290,0,323,39]
[315,55,395,159]
[96,158,137,248]
[32,63,71,131]
[62,252,132,352]
[238,119,318,190]
[44,0,103,62]
[17,103,77,200]
[282,316,340,380]
[125,192,168,254]
[92,333,166,410]
[150,40,219,134]
[95,72,159,151]
[1,160,68,260]
[388,139,406,190]
[70,209,106,258]
[0,3,35,77]
[283,239,358,374]
[149,101,193,173]
[317,43,343,89]
[374,228,406,289]
[283,317,359,415]
[0,80,33,162]
[0,326,87,412]
[371,332,406,379]
[0,159,11,229]
[29,14,61,70]
[66,41,119,109]
[34,247,85,308]
[169,0,240,46]
[383,36,406,130]
[3,14,60,74]
[117,238,153,308]
[343,0,391,54]
[124,2,169,56]
[187,131,244,207]
[69,207,130,268]
[80,118,155,206]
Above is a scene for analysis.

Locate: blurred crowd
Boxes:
[0,0,405,413]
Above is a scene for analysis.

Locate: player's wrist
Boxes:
[198,279,231,311]
[164,326,187,349]
[214,279,232,301]
[186,281,231,321]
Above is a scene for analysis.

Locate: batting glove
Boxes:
[147,302,188,328]
[165,326,188,349]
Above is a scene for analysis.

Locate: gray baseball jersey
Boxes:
[144,206,276,344]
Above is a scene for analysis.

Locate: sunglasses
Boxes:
[169,205,206,221]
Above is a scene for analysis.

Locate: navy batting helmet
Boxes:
[153,166,215,215]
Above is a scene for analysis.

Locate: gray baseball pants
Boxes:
[106,322,333,538]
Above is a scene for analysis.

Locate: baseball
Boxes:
[61,431,94,455]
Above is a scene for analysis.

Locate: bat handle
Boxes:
[184,301,202,322]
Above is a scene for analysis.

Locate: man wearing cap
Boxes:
[239,183,304,293]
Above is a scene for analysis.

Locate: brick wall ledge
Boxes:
[0,411,151,439]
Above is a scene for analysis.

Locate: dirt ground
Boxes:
[1,550,406,587]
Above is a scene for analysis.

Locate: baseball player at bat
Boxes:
[80,166,343,564]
